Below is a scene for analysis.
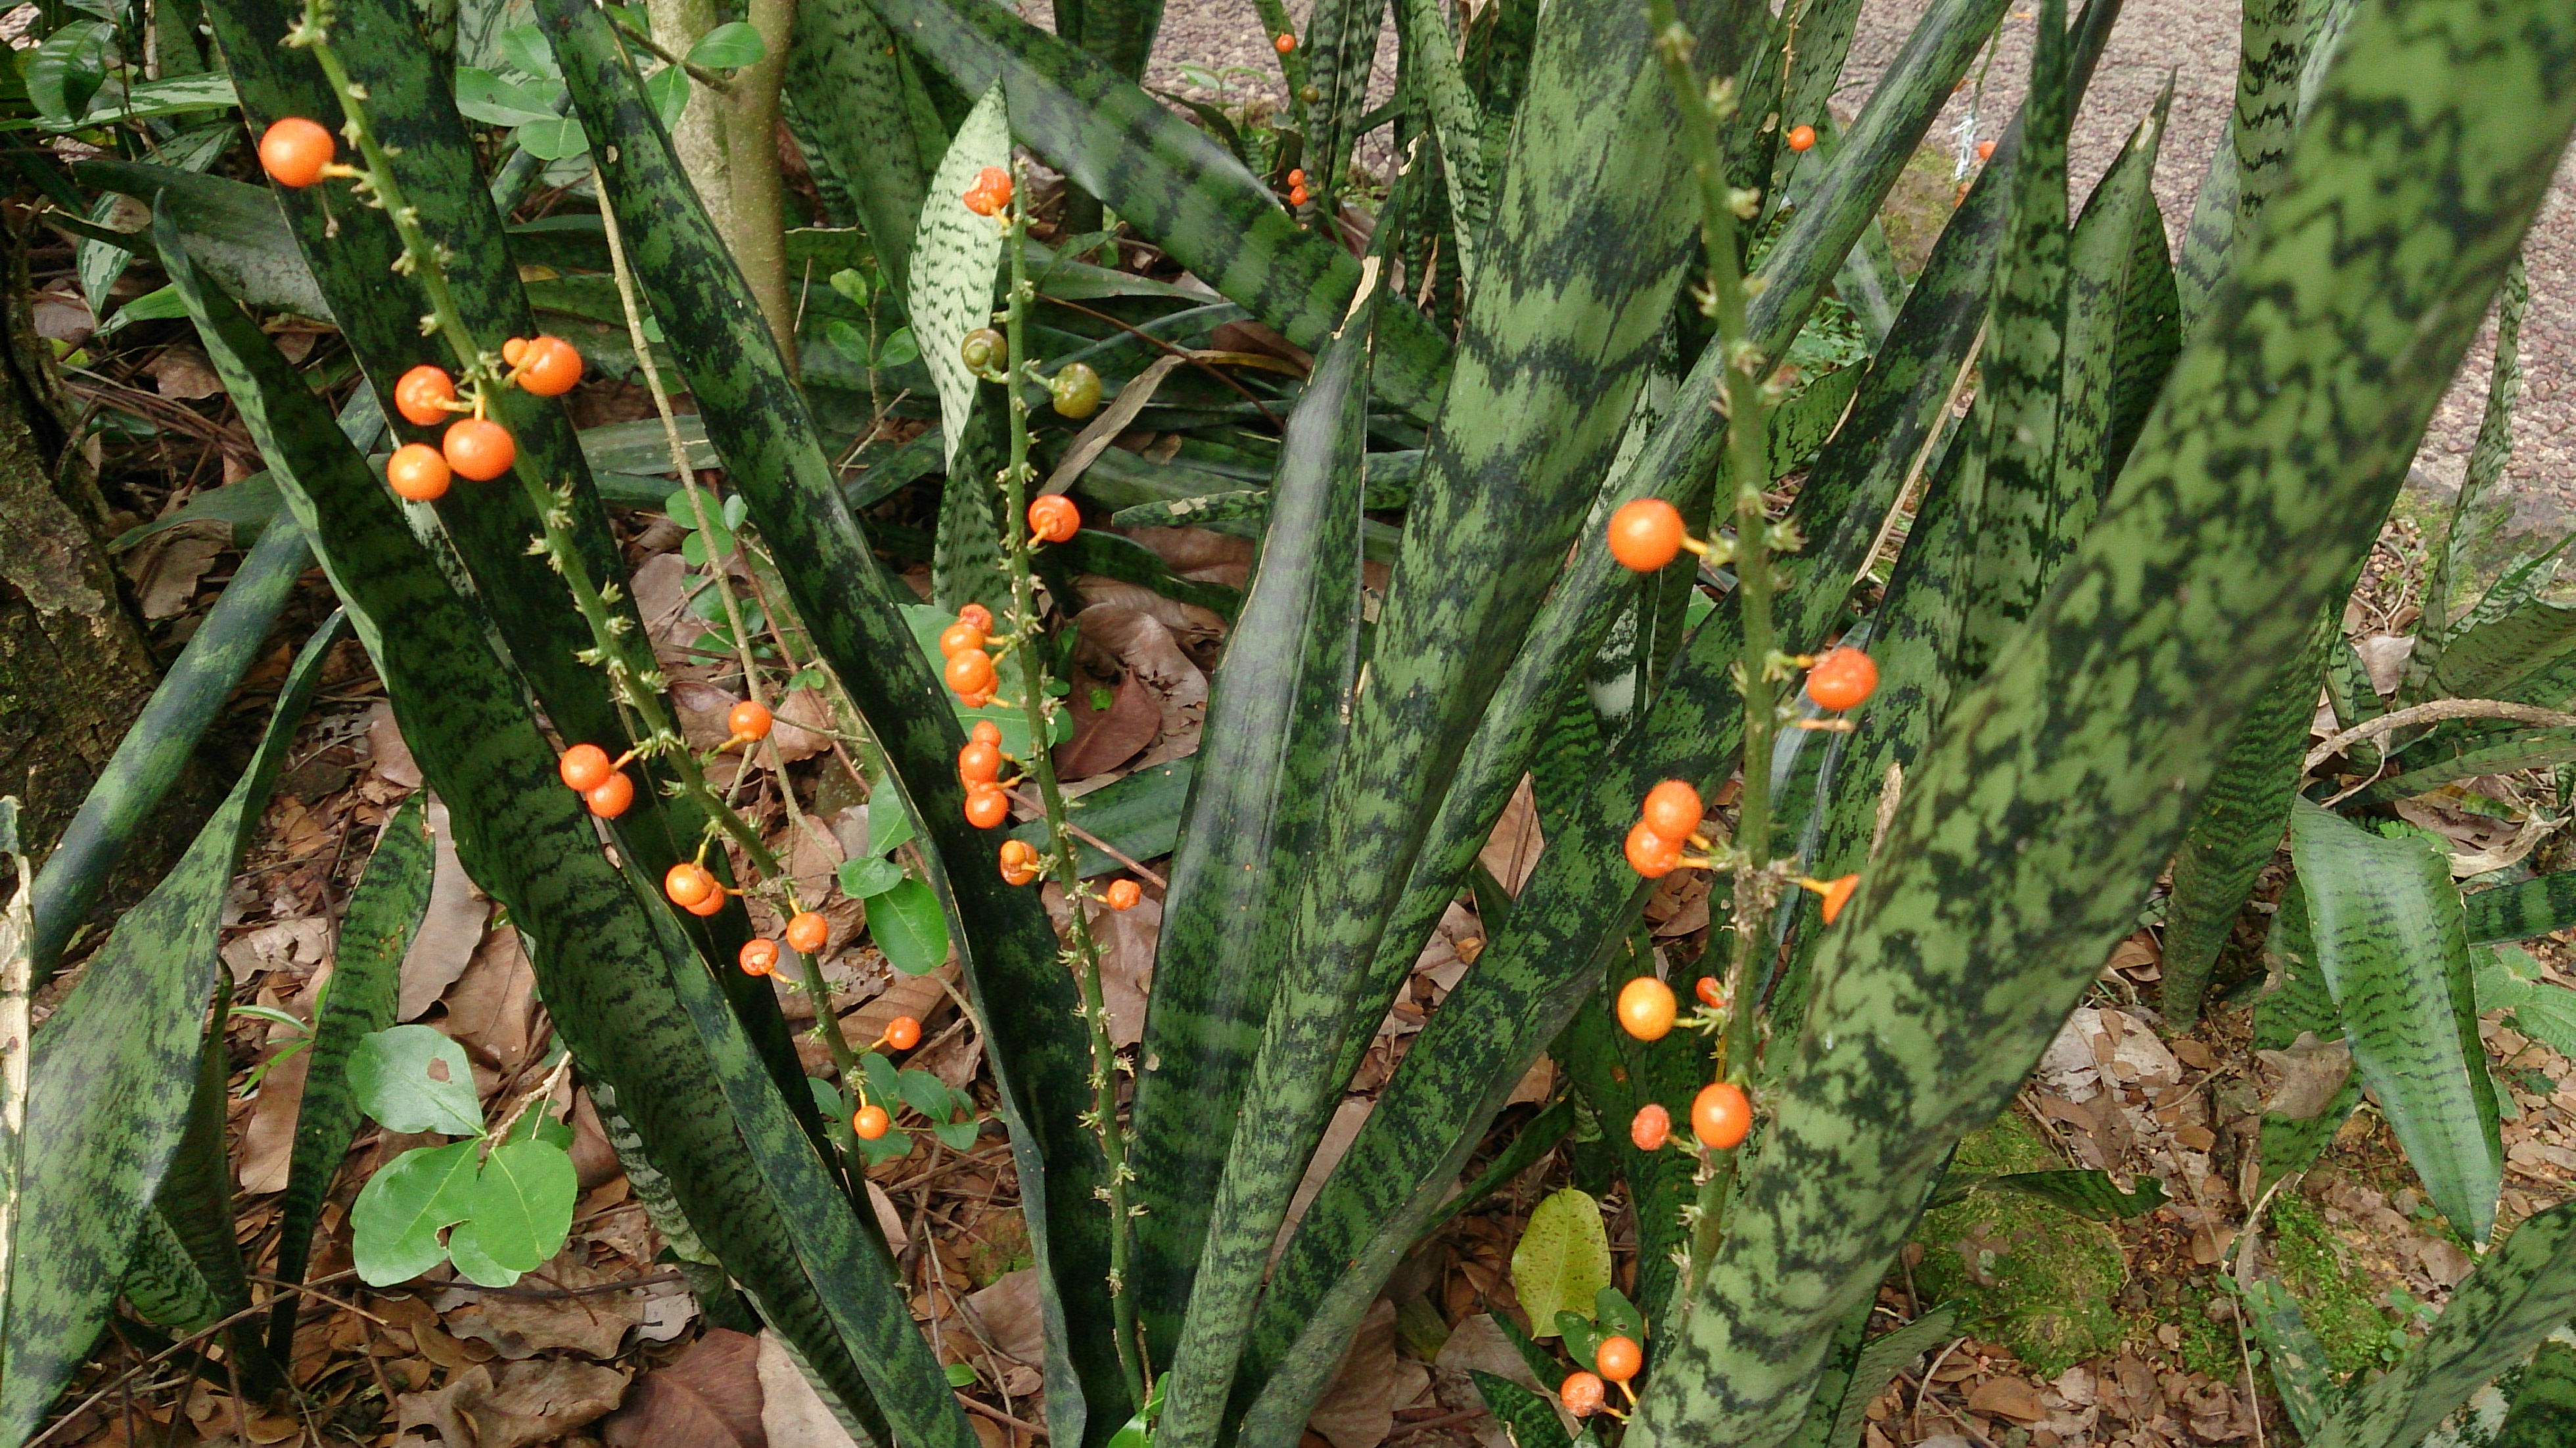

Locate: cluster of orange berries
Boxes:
[556,698,773,821]
[963,165,1014,219]
[1608,974,1753,1153]
[1284,168,1310,210]
[1560,1334,1644,1418]
[940,604,999,708]
[258,121,584,505]
[735,909,833,974]
[848,1016,925,1139]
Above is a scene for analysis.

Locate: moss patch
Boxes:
[1909,1115,2127,1376]
[2270,1191,2399,1377]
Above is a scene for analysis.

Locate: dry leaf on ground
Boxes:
[402,798,490,1020]
[442,924,539,1072]
[1478,777,1544,897]
[603,1326,768,1448]
[122,520,227,619]
[1308,1298,1400,1448]
[963,1267,1047,1369]
[367,701,424,788]
[236,1045,310,1194]
[396,1357,629,1448]
[758,1330,863,1448]
[433,1254,650,1359]
[1277,1098,1373,1265]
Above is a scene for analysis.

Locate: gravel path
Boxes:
[1131,0,2576,564]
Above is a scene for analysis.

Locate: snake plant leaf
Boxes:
[267,795,430,1362]
[2240,1275,2341,1440]
[0,611,337,1439]
[1128,277,1376,1347]
[535,5,1123,1436]
[2344,727,2576,809]
[130,979,269,1389]
[120,1199,223,1333]
[158,219,943,1448]
[865,0,1452,415]
[25,512,309,982]
[1552,938,1707,1326]
[2307,1200,2576,1448]
[1163,1,1757,1435]
[913,81,1010,472]
[2174,0,2304,336]
[2498,1341,2576,1447]
[2159,606,2339,1026]
[2429,594,2576,704]
[1774,0,1865,154]
[1952,0,2070,683]
[1253,1,2048,1371]
[787,0,929,298]
[2289,800,2500,1242]
[2467,874,2576,947]
[1004,758,1195,876]
[934,386,1012,616]
[1301,0,1386,212]
[2408,253,2529,704]
[1931,1169,2168,1220]
[2054,78,2176,532]
[74,159,329,322]
[1628,3,2575,1440]
[2251,888,2362,1194]
[1783,1301,1955,1448]
[1394,0,1490,289]
[1469,1372,1573,1448]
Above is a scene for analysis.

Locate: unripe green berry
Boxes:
[1051,361,1104,419]
[961,327,1005,374]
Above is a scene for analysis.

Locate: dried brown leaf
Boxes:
[757,1330,863,1448]
[121,520,228,620]
[1055,666,1162,779]
[401,798,490,1020]
[1308,1298,1398,1448]
[396,1358,628,1448]
[603,1328,768,1448]
[436,1254,647,1359]
[2254,1031,2354,1120]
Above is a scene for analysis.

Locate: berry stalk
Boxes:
[992,160,1148,1406]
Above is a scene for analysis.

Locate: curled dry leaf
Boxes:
[1072,603,1209,768]
[435,1252,649,1360]
[1057,664,1164,779]
[1073,575,1226,643]
[963,1267,1047,1369]
[770,686,835,761]
[149,344,225,399]
[120,519,230,620]
[1121,524,1256,576]
[1306,1297,1399,1448]
[758,1330,863,1448]
[396,1357,630,1448]
[401,797,490,1021]
[1477,776,1544,897]
[442,924,539,1073]
[2254,1031,2355,1120]
[236,1041,310,1194]
[602,1327,768,1448]
[367,701,425,788]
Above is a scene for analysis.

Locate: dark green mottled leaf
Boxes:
[1471,1372,1571,1448]
[2409,252,2530,704]
[2466,873,2576,947]
[2241,1275,2340,1439]
[2345,727,2576,809]
[2497,1342,2576,1448]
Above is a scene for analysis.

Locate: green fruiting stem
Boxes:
[1651,0,1789,1298]
[996,159,1148,1407]
[297,11,782,888]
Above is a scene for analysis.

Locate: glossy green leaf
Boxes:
[2470,947,2576,1061]
[686,20,765,67]
[1469,1372,1572,1448]
[2309,1201,2576,1448]
[2466,873,2576,947]
[26,20,112,123]
[1628,3,2573,1439]
[2240,1275,2339,1440]
[0,615,336,1437]
[158,213,920,1448]
[840,856,907,899]
[2289,800,2499,1242]
[538,4,1120,1434]
[1129,279,1377,1346]
[913,82,1010,472]
[868,878,953,976]
[1511,1188,1612,1338]
[2159,608,2338,1025]
[449,1138,579,1284]
[349,1025,487,1137]
[351,1141,482,1284]
[867,0,1452,415]
[26,513,310,980]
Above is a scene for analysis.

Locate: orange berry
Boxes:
[1630,1102,1671,1151]
[501,337,530,367]
[940,622,988,658]
[957,604,995,631]
[1819,872,1860,925]
[945,650,998,697]
[1617,976,1677,1042]
[664,861,717,908]
[442,417,516,481]
[1806,646,1878,712]
[963,165,1013,216]
[854,1104,891,1139]
[584,773,633,818]
[1105,879,1141,911]
[1695,976,1723,1008]
[970,719,1003,748]
[1560,1372,1605,1417]
[960,690,996,710]
[386,443,451,502]
[1786,124,1816,152]
[885,1015,922,1051]
[392,365,457,426]
[959,741,1004,785]
[513,335,583,396]
[1595,1335,1642,1382]
[739,938,779,976]
[965,784,1011,830]
[1028,494,1081,545]
[686,888,725,917]
[1275,31,1295,51]
[1624,820,1683,879]
[999,838,1042,886]
[1607,498,1687,572]
[1692,1081,1752,1150]
[1289,185,1310,208]
[258,117,336,188]
[559,743,613,792]
[1977,138,1997,161]
[1640,780,1703,841]
[727,700,774,741]
[1287,168,1305,186]
[785,911,829,954]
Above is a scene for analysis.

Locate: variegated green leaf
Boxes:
[2241,1275,2341,1439]
[913,81,1010,472]
[2467,873,2576,948]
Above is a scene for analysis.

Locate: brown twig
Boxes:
[1003,786,1168,888]
[1037,294,1284,424]
[2305,698,2576,773]
[29,1271,365,1448]
[426,1268,690,1300]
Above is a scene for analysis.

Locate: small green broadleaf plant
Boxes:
[345,1025,578,1288]
[229,973,328,1095]
[662,484,769,654]
[812,1049,980,1166]
[823,266,919,369]
[837,767,952,978]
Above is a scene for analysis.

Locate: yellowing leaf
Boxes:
[1510,1187,1611,1338]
